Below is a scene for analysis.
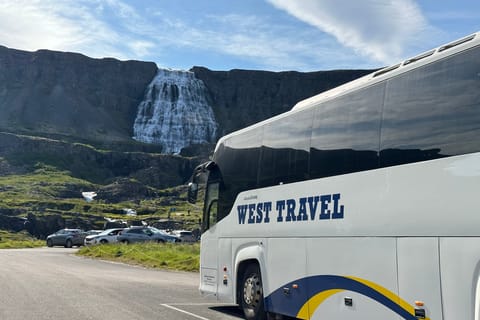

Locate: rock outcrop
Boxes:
[0,45,157,142]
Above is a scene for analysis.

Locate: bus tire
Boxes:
[240,263,266,320]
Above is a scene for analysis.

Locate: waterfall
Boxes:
[133,69,218,154]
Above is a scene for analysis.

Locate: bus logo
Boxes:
[237,193,345,224]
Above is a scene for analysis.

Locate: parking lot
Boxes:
[0,248,242,320]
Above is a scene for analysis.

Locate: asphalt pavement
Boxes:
[0,247,243,320]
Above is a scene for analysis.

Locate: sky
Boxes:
[0,0,479,72]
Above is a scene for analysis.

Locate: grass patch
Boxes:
[0,164,203,230]
[77,242,200,272]
[0,230,44,249]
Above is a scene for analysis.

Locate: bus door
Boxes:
[198,164,222,298]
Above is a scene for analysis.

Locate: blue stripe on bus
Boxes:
[264,275,419,320]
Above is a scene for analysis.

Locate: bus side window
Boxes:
[208,199,218,229]
[380,46,480,165]
[203,182,219,231]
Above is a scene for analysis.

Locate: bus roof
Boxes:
[292,32,479,111]
[215,31,480,151]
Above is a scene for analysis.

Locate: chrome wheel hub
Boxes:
[243,274,261,307]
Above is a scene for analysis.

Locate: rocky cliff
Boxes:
[0,45,157,142]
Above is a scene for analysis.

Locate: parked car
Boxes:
[46,229,86,248]
[85,230,103,236]
[170,230,197,243]
[117,226,180,244]
[84,228,124,245]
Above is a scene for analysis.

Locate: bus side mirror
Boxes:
[188,182,198,204]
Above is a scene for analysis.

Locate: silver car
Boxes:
[171,230,197,243]
[84,228,124,245]
[46,229,86,248]
[117,227,180,244]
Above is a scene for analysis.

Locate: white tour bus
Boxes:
[188,32,480,320]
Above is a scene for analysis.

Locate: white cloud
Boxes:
[0,0,399,71]
[129,40,156,57]
[266,0,432,64]
[147,13,364,70]
[0,0,139,60]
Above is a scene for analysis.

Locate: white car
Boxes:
[84,228,124,245]
[171,230,197,243]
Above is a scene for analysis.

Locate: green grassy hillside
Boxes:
[0,161,204,240]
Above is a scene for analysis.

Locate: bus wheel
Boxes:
[240,263,266,320]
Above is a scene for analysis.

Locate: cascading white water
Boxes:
[133,69,218,154]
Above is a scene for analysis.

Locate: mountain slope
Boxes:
[0,46,157,142]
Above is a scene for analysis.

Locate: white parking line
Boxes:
[164,303,234,306]
[161,304,211,320]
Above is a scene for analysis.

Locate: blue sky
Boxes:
[0,0,479,71]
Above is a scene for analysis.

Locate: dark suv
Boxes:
[46,229,86,248]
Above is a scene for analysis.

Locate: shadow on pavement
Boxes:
[209,305,244,319]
